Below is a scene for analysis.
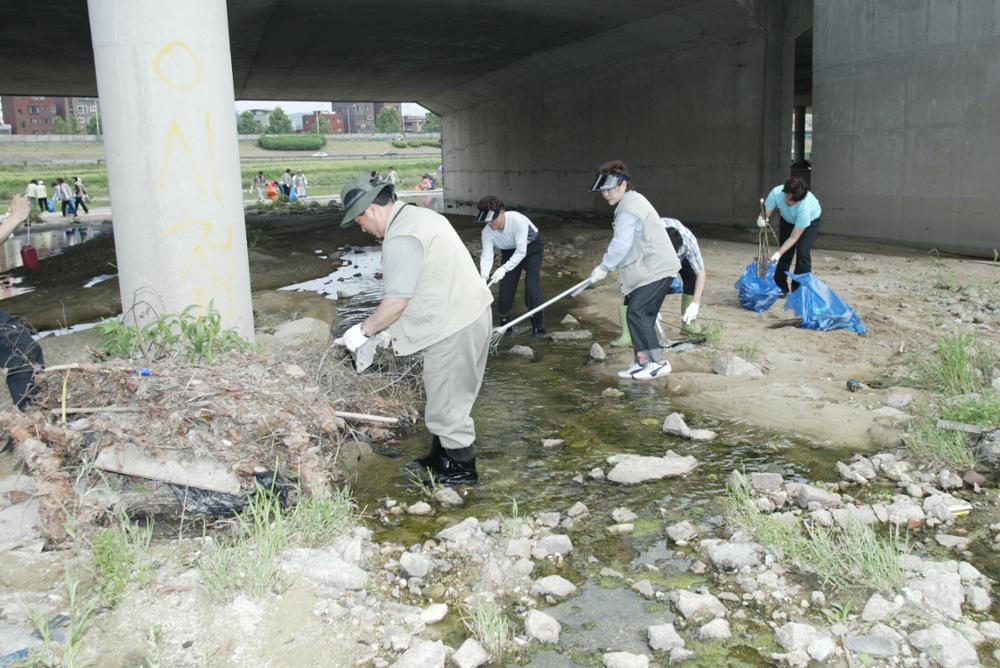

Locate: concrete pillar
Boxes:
[793,105,806,163]
[87,0,254,338]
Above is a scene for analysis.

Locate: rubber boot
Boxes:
[410,435,446,471]
[430,450,478,485]
[680,295,704,336]
[609,304,631,347]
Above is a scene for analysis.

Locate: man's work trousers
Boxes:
[497,237,545,331]
[775,217,821,294]
[422,306,492,452]
[626,276,675,365]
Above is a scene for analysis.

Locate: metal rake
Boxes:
[489,277,592,352]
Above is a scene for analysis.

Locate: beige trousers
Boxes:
[422,306,492,451]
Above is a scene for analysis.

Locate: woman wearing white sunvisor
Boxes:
[588,160,681,380]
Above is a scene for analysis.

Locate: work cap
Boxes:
[590,173,629,192]
[340,175,391,228]
[474,208,499,224]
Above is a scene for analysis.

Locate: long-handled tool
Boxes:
[489,277,592,351]
[756,196,777,277]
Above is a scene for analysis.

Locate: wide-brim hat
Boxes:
[340,175,390,228]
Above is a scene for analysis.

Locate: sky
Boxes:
[234,101,428,116]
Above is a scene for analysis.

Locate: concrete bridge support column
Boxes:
[87,0,254,338]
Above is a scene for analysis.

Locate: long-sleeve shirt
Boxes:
[599,212,643,271]
[25,183,37,198]
[479,211,539,278]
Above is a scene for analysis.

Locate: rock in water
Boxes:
[606,452,698,484]
[524,610,561,644]
[561,314,579,327]
[549,330,593,341]
[590,343,607,361]
[507,345,535,360]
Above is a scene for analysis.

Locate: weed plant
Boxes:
[461,597,511,656]
[733,340,763,362]
[245,228,271,247]
[907,331,997,396]
[200,484,359,599]
[499,495,523,540]
[940,394,1000,428]
[725,473,905,593]
[26,576,98,668]
[702,322,724,347]
[98,303,253,363]
[904,417,975,469]
[91,513,153,606]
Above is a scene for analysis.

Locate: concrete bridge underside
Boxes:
[1,0,997,257]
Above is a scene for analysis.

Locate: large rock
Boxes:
[670,590,726,623]
[906,573,964,619]
[437,518,482,544]
[508,345,535,360]
[844,625,902,658]
[861,593,902,623]
[666,521,698,544]
[697,618,731,641]
[524,610,561,644]
[532,575,578,599]
[394,639,448,668]
[533,535,573,558]
[647,623,684,652]
[602,652,649,668]
[0,622,42,659]
[606,452,698,484]
[399,552,433,579]
[280,548,367,590]
[703,540,761,571]
[258,317,330,352]
[775,622,820,653]
[886,497,925,525]
[433,487,464,507]
[908,624,980,668]
[749,471,784,493]
[590,343,607,361]
[795,484,842,508]
[711,354,762,377]
[421,603,449,624]
[452,638,489,668]
[661,413,716,441]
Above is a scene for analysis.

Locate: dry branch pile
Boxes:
[0,347,421,545]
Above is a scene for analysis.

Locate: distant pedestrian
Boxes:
[72,177,89,215]
[280,169,293,197]
[387,167,400,186]
[25,180,39,214]
[33,180,47,213]
[54,179,74,217]
[293,170,308,198]
[251,171,266,202]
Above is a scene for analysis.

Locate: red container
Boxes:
[20,244,38,269]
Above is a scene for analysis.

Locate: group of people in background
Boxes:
[250,169,308,202]
[24,176,89,220]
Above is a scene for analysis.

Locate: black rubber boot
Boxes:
[410,436,445,471]
[430,451,478,486]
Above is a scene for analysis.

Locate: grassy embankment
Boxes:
[0,140,440,201]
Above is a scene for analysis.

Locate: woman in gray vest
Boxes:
[337,175,493,485]
[588,160,681,380]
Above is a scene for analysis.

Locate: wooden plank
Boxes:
[94,443,241,495]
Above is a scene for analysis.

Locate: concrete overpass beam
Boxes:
[87,0,254,337]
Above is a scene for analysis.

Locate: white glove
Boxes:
[340,323,369,353]
[589,266,608,283]
[489,267,506,284]
[770,251,781,264]
[756,215,767,228]
[682,302,700,324]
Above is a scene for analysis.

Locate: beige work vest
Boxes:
[383,201,493,355]
[614,191,681,295]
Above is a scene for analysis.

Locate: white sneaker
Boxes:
[617,363,643,378]
[631,360,672,380]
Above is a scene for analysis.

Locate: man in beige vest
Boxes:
[338,175,493,485]
[588,160,681,380]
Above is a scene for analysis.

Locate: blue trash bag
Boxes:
[288,189,298,202]
[784,272,867,335]
[46,198,55,213]
[734,260,783,313]
[667,275,683,294]
[66,200,76,215]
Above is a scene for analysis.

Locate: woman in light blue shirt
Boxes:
[758,177,822,295]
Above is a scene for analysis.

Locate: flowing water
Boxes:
[286,239,865,665]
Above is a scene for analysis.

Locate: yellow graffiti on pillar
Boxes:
[165,220,235,311]
[153,41,202,89]
[203,113,221,202]
[158,121,208,196]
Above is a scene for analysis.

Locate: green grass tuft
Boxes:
[904,417,976,469]
[91,514,153,606]
[907,331,997,397]
[940,394,1000,428]
[461,597,511,656]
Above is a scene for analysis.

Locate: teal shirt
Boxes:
[765,185,822,228]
